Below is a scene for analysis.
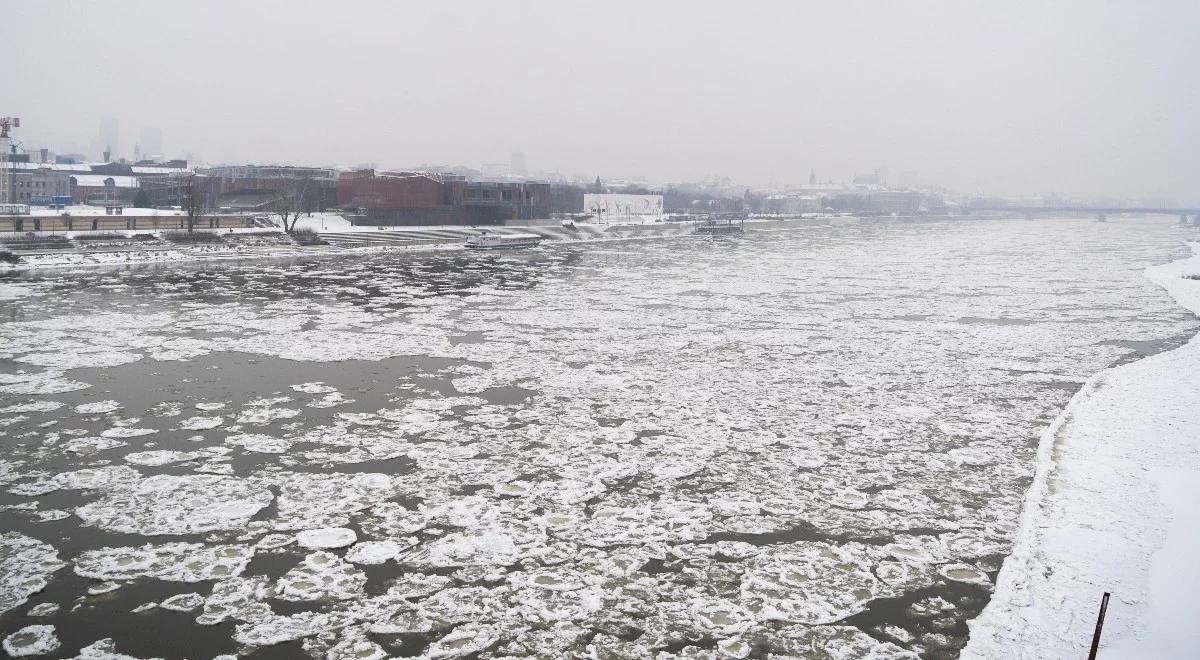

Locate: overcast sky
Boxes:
[3,1,1198,200]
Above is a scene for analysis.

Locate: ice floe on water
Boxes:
[0,371,90,396]
[75,543,254,582]
[257,472,392,530]
[75,475,272,535]
[0,401,63,414]
[0,534,65,615]
[344,540,403,565]
[99,426,154,439]
[26,603,59,617]
[274,552,366,601]
[69,638,148,659]
[2,624,60,657]
[16,351,142,371]
[296,527,357,549]
[224,432,290,454]
[178,416,223,430]
[236,401,300,425]
[122,450,209,466]
[158,592,204,612]
[74,401,123,415]
[62,436,128,454]
[0,218,1197,657]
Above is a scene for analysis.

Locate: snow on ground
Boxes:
[290,212,353,232]
[964,243,1200,659]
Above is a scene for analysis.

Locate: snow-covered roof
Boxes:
[71,175,140,188]
[131,166,188,174]
[28,205,184,217]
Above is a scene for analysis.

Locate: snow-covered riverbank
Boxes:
[964,242,1200,659]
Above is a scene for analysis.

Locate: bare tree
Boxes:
[185,173,204,232]
[272,178,313,233]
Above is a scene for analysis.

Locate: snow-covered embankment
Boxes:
[963,243,1200,659]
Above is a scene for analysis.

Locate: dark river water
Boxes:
[0,216,1196,659]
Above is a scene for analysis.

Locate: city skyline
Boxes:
[3,1,1198,202]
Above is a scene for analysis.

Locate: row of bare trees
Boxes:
[181,174,315,233]
[271,177,313,233]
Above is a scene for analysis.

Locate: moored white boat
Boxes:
[464,231,542,250]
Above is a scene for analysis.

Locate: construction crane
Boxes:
[0,118,17,203]
[0,117,19,138]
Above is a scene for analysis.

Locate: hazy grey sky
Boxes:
[3,1,1198,200]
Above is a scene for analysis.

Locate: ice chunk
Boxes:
[178,416,223,431]
[274,552,366,602]
[256,472,393,530]
[26,602,59,617]
[9,466,142,497]
[296,527,357,550]
[427,623,501,658]
[62,436,127,454]
[123,450,206,467]
[0,401,63,414]
[938,563,991,587]
[345,540,403,565]
[416,529,520,568]
[291,382,337,394]
[327,634,389,660]
[741,543,886,624]
[744,624,918,658]
[75,401,123,415]
[18,351,142,371]
[225,433,291,454]
[100,427,156,439]
[0,372,90,396]
[75,474,272,535]
[75,543,255,582]
[196,577,271,626]
[69,638,151,660]
[158,592,204,612]
[0,533,66,615]
[3,625,60,657]
[236,405,299,426]
[87,581,122,595]
[233,611,350,647]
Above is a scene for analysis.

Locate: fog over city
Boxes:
[3,0,1197,200]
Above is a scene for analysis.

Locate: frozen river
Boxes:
[0,216,1196,659]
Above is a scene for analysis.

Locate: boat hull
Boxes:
[464,241,540,250]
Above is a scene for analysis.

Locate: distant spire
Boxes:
[809,169,816,185]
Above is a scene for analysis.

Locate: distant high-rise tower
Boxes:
[809,169,816,185]
[510,152,527,176]
[94,117,120,161]
[138,126,163,158]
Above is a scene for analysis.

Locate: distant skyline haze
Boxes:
[2,0,1197,201]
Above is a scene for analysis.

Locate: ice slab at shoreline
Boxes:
[965,243,1200,659]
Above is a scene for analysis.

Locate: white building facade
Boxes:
[582,193,664,223]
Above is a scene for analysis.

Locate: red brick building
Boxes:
[337,170,446,211]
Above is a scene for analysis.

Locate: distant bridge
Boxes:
[970,205,1200,217]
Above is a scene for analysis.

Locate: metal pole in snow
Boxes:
[1087,592,1110,660]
